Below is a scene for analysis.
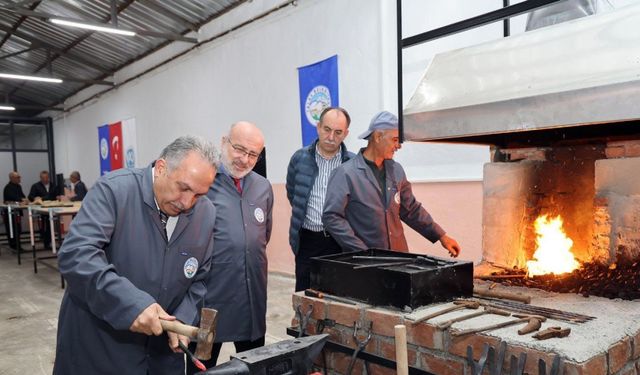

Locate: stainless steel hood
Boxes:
[403,3,640,145]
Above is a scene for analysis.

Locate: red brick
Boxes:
[418,351,465,374]
[609,338,632,374]
[564,354,607,375]
[364,308,404,337]
[624,144,640,157]
[292,293,302,310]
[331,351,365,375]
[448,333,501,360]
[327,301,362,326]
[633,330,640,360]
[367,363,396,375]
[377,338,417,366]
[504,344,559,375]
[407,322,441,350]
[605,146,625,159]
[299,295,327,321]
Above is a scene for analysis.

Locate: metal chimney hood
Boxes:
[403,3,640,146]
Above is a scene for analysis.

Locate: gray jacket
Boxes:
[323,152,445,252]
[204,170,273,342]
[54,164,216,375]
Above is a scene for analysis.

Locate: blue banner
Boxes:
[297,55,339,146]
[98,124,111,175]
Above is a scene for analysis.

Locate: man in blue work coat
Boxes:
[54,135,219,375]
[323,111,462,256]
[187,122,273,374]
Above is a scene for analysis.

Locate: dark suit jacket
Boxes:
[71,181,88,201]
[3,182,25,202]
[29,181,56,201]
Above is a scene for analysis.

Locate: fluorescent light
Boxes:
[0,73,63,83]
[50,18,136,36]
[0,105,16,111]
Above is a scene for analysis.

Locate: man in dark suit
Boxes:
[69,171,87,201]
[28,170,56,249]
[3,171,27,249]
[28,170,56,202]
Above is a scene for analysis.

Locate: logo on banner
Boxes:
[125,148,135,168]
[100,138,109,160]
[112,136,120,162]
[304,85,331,126]
[183,257,198,279]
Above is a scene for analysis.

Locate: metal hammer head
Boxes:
[453,300,481,309]
[194,308,218,360]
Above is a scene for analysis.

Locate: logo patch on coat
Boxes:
[394,192,400,205]
[183,257,198,279]
[254,207,265,223]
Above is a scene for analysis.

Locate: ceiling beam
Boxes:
[0,46,37,60]
[0,24,112,73]
[0,6,198,43]
[0,0,41,50]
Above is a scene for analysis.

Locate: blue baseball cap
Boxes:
[358,111,398,139]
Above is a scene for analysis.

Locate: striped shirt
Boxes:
[302,146,343,231]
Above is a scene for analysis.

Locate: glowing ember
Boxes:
[526,215,580,277]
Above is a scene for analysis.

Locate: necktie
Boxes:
[232,178,243,195]
[159,210,168,237]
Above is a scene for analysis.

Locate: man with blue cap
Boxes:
[322,111,461,256]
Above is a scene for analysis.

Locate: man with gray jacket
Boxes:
[187,122,273,373]
[286,107,355,291]
[54,136,218,375]
[323,111,461,256]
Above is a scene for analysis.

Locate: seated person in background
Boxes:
[28,170,55,249]
[28,170,57,203]
[3,171,28,249]
[69,171,87,201]
[58,171,88,202]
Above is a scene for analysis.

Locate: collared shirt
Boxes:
[218,164,244,189]
[151,167,178,240]
[363,156,386,202]
[302,146,342,231]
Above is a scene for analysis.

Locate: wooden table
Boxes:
[29,203,81,288]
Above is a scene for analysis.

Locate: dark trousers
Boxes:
[38,216,51,248]
[2,211,21,249]
[295,228,342,292]
[186,336,265,374]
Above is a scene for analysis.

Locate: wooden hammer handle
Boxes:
[160,320,199,339]
[474,288,531,304]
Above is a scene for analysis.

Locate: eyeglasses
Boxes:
[226,137,262,161]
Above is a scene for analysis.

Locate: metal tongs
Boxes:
[351,255,450,270]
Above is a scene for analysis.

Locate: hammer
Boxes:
[160,307,218,360]
[410,300,480,324]
[452,314,546,337]
[436,306,511,330]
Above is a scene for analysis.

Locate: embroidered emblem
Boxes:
[183,257,198,279]
[394,192,400,205]
[254,207,265,223]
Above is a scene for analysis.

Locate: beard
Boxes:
[221,152,252,179]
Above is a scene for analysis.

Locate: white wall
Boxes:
[53,0,385,185]
[51,0,498,186]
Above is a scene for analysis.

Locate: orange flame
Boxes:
[526,215,580,277]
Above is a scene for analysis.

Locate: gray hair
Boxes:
[159,135,219,172]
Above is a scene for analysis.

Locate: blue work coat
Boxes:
[323,152,445,252]
[54,164,216,375]
[203,171,273,342]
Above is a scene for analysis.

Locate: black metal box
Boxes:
[310,249,473,309]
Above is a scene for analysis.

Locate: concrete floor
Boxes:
[0,244,295,374]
